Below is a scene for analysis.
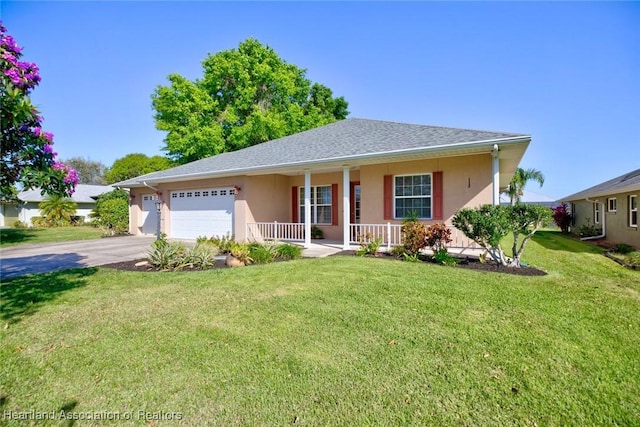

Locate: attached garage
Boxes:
[169,187,234,240]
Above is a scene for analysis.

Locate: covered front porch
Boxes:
[246,221,481,255]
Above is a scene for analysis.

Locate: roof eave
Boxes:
[561,183,640,202]
[120,136,530,187]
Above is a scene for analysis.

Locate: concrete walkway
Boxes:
[0,235,156,279]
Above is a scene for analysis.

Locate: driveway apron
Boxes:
[0,235,156,279]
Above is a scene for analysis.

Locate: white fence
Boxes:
[246,222,479,251]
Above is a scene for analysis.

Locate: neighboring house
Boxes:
[499,190,557,208]
[115,118,531,249]
[562,168,639,248]
[0,184,114,226]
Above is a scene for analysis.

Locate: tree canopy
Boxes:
[61,157,106,184]
[152,38,349,164]
[1,23,78,200]
[104,153,173,184]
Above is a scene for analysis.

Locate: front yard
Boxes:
[1,231,638,425]
[0,226,103,247]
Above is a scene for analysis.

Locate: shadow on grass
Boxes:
[1,267,98,324]
[532,230,605,254]
[0,228,40,246]
[1,253,88,279]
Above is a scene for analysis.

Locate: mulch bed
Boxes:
[100,253,547,276]
[331,250,547,276]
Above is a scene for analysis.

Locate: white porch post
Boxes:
[304,170,311,248]
[342,166,350,250]
[492,144,500,206]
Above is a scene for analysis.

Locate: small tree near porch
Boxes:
[453,204,551,267]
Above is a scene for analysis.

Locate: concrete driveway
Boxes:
[0,235,156,279]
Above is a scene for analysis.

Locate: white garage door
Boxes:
[170,187,234,240]
[141,194,159,235]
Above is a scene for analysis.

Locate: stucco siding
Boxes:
[568,191,639,248]
[360,154,493,225]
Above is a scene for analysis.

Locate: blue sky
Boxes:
[3,1,638,199]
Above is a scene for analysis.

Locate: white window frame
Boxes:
[393,173,433,220]
[630,195,638,228]
[607,198,616,213]
[299,185,332,225]
[594,202,600,224]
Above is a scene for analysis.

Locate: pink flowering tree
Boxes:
[1,22,78,200]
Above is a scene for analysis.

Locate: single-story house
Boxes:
[0,184,115,227]
[561,168,639,248]
[115,118,531,249]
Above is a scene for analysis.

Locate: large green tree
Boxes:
[61,157,106,184]
[503,167,545,205]
[152,38,349,164]
[104,153,173,184]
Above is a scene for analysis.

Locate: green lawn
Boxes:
[0,226,103,247]
[1,231,638,425]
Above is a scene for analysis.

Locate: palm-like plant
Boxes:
[504,167,545,205]
[39,194,77,226]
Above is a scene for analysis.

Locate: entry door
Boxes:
[141,194,158,235]
[350,182,361,240]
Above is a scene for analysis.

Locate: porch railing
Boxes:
[246,222,479,252]
[246,221,305,242]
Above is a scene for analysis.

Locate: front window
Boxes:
[394,174,432,219]
[607,198,617,212]
[630,195,638,227]
[594,202,600,224]
[299,186,332,224]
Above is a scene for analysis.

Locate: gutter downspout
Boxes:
[492,144,500,206]
[143,181,161,193]
[581,197,605,240]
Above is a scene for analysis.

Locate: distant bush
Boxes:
[614,243,634,254]
[551,203,572,233]
[12,220,28,228]
[96,199,129,235]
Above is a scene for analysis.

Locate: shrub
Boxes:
[425,223,452,252]
[453,204,550,268]
[401,218,428,257]
[578,223,602,238]
[230,243,253,265]
[432,248,458,266]
[276,243,303,260]
[12,220,27,228]
[355,232,383,256]
[627,251,640,267]
[311,225,324,239]
[551,203,572,233]
[147,238,188,271]
[91,189,129,233]
[614,243,634,254]
[97,199,129,235]
[249,242,277,264]
[210,234,236,254]
[184,243,219,269]
[390,245,406,258]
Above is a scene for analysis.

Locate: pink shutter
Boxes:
[383,175,393,220]
[292,186,299,223]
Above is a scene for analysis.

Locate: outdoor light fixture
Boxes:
[154,200,162,240]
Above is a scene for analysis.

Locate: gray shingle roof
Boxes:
[562,168,640,201]
[116,118,529,187]
[17,184,115,203]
